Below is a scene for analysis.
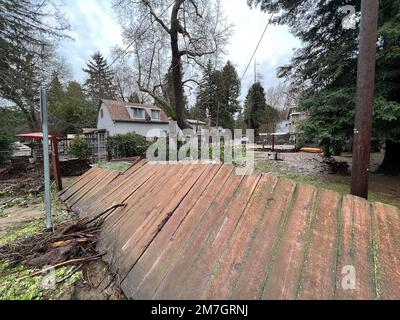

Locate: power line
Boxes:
[240,14,274,82]
[109,2,175,68]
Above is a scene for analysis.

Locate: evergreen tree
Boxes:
[48,75,97,135]
[83,52,117,101]
[49,73,65,115]
[196,61,241,130]
[63,82,98,133]
[249,0,400,174]
[196,61,220,126]
[235,110,246,131]
[219,61,241,130]
[244,82,279,136]
[0,0,68,131]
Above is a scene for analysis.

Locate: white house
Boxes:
[187,119,207,133]
[287,107,307,135]
[97,99,170,139]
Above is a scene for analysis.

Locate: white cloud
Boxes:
[221,0,300,100]
[58,0,123,82]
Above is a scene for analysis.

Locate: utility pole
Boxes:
[216,101,220,128]
[41,89,53,230]
[254,57,257,83]
[351,0,379,199]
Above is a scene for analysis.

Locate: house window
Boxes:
[151,110,161,120]
[133,108,145,119]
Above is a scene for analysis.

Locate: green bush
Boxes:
[0,132,13,165]
[69,137,89,160]
[107,133,151,158]
[151,136,248,163]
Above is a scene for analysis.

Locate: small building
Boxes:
[287,108,307,135]
[97,99,170,139]
[187,119,207,133]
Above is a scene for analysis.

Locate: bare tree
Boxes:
[112,0,232,129]
[111,46,149,103]
[265,83,304,112]
[265,84,287,110]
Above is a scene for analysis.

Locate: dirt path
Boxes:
[0,204,43,237]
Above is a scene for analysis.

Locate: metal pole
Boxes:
[350,0,379,199]
[272,134,275,152]
[216,102,220,128]
[51,138,63,191]
[41,89,52,229]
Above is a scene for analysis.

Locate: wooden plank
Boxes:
[260,183,316,300]
[66,169,116,208]
[129,165,236,300]
[80,162,161,219]
[70,170,120,212]
[70,170,119,212]
[335,196,375,300]
[210,177,295,300]
[154,173,261,299]
[372,202,400,300]
[297,189,341,300]
[98,164,187,266]
[99,164,180,238]
[122,164,222,299]
[111,164,192,251]
[117,164,209,278]
[59,167,100,201]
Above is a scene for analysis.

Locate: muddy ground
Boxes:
[256,150,400,205]
[59,260,125,300]
[0,174,125,300]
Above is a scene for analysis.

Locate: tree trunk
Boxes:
[29,106,41,131]
[170,1,190,130]
[18,104,40,132]
[377,140,400,175]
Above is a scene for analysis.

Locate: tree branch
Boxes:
[182,78,201,86]
[138,84,177,120]
[179,48,216,57]
[142,0,171,34]
[188,0,203,18]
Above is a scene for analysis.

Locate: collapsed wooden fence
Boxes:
[60,160,400,300]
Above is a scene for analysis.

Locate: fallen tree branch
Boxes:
[56,265,83,285]
[0,206,117,270]
[16,254,105,282]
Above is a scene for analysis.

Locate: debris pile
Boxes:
[0,157,44,196]
[322,157,350,175]
[0,208,117,272]
[60,160,91,177]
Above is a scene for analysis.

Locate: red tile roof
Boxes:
[101,99,169,124]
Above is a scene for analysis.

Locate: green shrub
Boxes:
[0,132,13,165]
[107,133,151,158]
[150,136,248,163]
[69,137,89,160]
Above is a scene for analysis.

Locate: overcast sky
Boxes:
[58,0,301,103]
